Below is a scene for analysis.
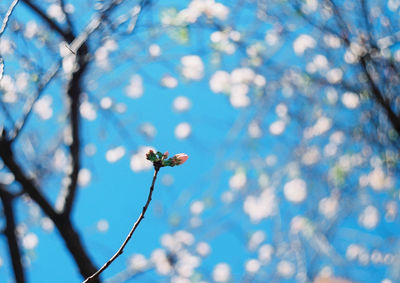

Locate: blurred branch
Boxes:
[0,130,100,282]
[87,92,138,148]
[62,0,130,217]
[360,54,400,135]
[328,0,351,44]
[0,131,59,220]
[61,54,86,217]
[0,185,25,283]
[291,0,400,146]
[0,99,15,129]
[17,0,129,217]
[21,0,73,41]
[67,0,128,54]
[329,0,400,137]
[83,165,161,283]
[58,0,74,33]
[0,0,20,80]
[11,62,61,141]
[0,0,19,37]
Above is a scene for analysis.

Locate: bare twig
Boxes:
[83,165,161,283]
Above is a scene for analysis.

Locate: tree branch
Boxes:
[53,216,100,282]
[20,0,73,41]
[359,55,400,136]
[0,0,20,81]
[0,0,19,37]
[58,0,74,33]
[83,165,161,283]
[0,185,26,283]
[61,52,87,216]
[11,62,61,141]
[0,132,59,220]
[0,132,100,282]
[62,0,127,216]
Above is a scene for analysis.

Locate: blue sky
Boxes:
[0,0,400,283]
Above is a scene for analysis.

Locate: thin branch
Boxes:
[0,185,26,283]
[0,0,20,81]
[83,165,161,283]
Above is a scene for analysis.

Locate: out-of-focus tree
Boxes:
[0,0,399,283]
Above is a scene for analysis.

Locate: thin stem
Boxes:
[83,165,161,283]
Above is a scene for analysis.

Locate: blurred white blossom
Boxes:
[181,55,204,80]
[284,179,307,203]
[161,74,178,88]
[359,205,379,229]
[80,100,97,121]
[293,34,316,55]
[106,146,126,163]
[22,233,39,250]
[342,92,360,109]
[173,96,192,112]
[34,95,53,120]
[78,168,91,187]
[175,122,191,139]
[269,120,286,135]
[277,260,295,278]
[244,189,276,222]
[130,146,154,172]
[126,75,144,98]
[213,263,231,282]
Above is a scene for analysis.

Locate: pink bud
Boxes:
[163,151,169,159]
[174,153,189,165]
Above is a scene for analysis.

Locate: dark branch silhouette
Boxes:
[0,131,100,281]
[0,185,25,283]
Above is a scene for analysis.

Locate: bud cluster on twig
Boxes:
[146,150,189,168]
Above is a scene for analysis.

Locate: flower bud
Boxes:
[173,153,189,165]
[146,150,157,162]
[163,151,169,159]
